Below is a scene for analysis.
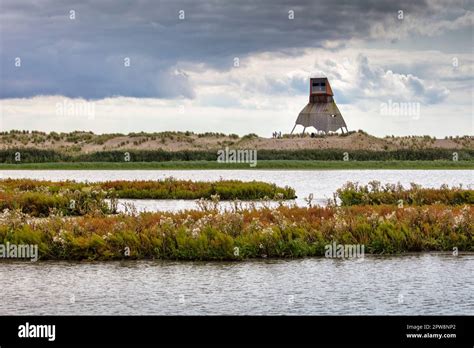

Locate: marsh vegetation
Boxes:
[0,181,471,260]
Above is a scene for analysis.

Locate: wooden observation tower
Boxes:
[291,77,348,134]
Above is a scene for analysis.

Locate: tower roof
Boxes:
[295,101,346,133]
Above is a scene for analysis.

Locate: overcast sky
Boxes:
[0,0,473,136]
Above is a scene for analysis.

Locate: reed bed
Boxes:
[0,203,471,260]
[0,178,296,216]
[336,181,473,206]
[0,189,112,217]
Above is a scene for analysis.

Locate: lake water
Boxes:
[1,170,472,315]
[1,253,472,315]
[1,169,472,211]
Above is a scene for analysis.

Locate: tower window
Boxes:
[312,82,325,93]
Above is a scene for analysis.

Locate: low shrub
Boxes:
[1,147,473,163]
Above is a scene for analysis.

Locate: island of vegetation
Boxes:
[0,181,471,260]
[0,178,296,216]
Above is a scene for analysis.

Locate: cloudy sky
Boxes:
[0,0,472,136]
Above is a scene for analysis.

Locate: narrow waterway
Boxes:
[2,169,472,211]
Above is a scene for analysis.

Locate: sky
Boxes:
[0,0,473,137]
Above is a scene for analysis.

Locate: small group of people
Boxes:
[272,131,282,139]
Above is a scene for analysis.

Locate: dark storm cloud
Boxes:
[0,0,431,99]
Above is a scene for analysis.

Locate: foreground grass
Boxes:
[0,160,472,170]
[1,204,471,260]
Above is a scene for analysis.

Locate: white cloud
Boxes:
[1,47,471,137]
[185,48,452,107]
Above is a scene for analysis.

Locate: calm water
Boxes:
[0,254,472,315]
[1,169,472,211]
[1,170,472,315]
